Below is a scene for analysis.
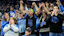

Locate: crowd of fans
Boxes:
[0,0,64,36]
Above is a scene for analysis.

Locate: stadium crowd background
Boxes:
[0,0,64,36]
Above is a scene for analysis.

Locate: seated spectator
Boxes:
[3,17,19,36]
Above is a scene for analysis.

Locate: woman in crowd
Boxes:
[39,12,49,36]
[1,13,10,36]
[3,17,19,36]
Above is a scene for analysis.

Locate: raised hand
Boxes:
[41,2,45,7]
[56,0,61,5]
[20,0,23,4]
[32,2,36,6]
[39,3,42,8]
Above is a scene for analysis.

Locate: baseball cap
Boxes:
[26,27,32,32]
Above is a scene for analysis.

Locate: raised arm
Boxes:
[20,1,25,15]
[41,2,49,15]
[32,2,41,16]
[56,0,64,12]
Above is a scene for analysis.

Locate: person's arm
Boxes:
[32,2,41,16]
[41,2,49,15]
[59,4,64,12]
[56,0,64,12]
[11,24,19,32]
[20,1,26,15]
[3,24,10,33]
[1,21,9,27]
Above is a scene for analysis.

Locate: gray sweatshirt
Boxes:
[3,24,19,36]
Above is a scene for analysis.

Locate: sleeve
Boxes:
[36,18,40,29]
[1,21,9,27]
[3,24,10,33]
[24,13,28,19]
[59,4,64,12]
[34,14,37,19]
[11,24,19,32]
[33,8,36,12]
[45,14,51,22]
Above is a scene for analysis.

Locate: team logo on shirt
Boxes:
[51,16,59,23]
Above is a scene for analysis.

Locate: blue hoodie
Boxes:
[1,21,9,35]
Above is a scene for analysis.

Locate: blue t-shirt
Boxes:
[17,18,26,25]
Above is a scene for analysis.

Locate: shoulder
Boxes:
[5,24,9,27]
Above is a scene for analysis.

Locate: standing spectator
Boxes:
[17,12,26,36]
[20,1,41,36]
[38,3,50,36]
[56,0,64,36]
[1,13,10,36]
[3,17,19,36]
[39,12,49,36]
[9,7,16,17]
[45,5,64,36]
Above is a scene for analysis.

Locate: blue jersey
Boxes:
[9,10,16,17]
